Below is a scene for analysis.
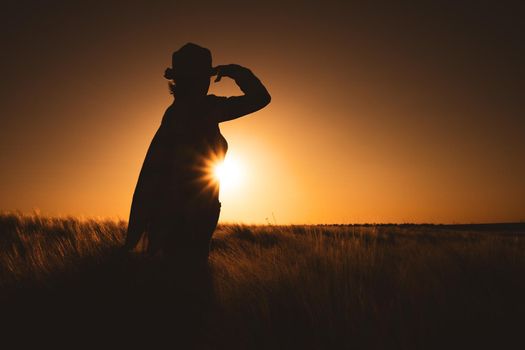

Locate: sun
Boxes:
[213,155,244,191]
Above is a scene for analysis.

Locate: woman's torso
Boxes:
[144,95,228,208]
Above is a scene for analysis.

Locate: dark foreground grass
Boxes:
[1,213,524,349]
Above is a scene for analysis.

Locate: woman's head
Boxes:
[165,43,213,98]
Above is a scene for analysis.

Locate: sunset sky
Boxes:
[1,0,524,224]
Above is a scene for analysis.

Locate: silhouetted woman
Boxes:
[124,43,270,264]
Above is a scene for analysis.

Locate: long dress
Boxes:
[125,95,227,259]
[124,66,271,262]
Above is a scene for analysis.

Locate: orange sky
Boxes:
[1,1,524,223]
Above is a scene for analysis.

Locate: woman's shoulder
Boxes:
[206,94,229,123]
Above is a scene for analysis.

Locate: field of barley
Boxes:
[1,213,524,349]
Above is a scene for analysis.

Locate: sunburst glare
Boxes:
[213,154,244,192]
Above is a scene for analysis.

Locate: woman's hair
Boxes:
[164,68,176,95]
[168,81,176,95]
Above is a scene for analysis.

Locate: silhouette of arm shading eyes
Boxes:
[212,64,271,122]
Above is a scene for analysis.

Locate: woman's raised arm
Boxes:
[212,64,271,122]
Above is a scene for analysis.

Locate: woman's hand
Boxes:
[212,64,248,82]
[210,63,271,122]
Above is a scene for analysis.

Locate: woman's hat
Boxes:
[164,43,212,79]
